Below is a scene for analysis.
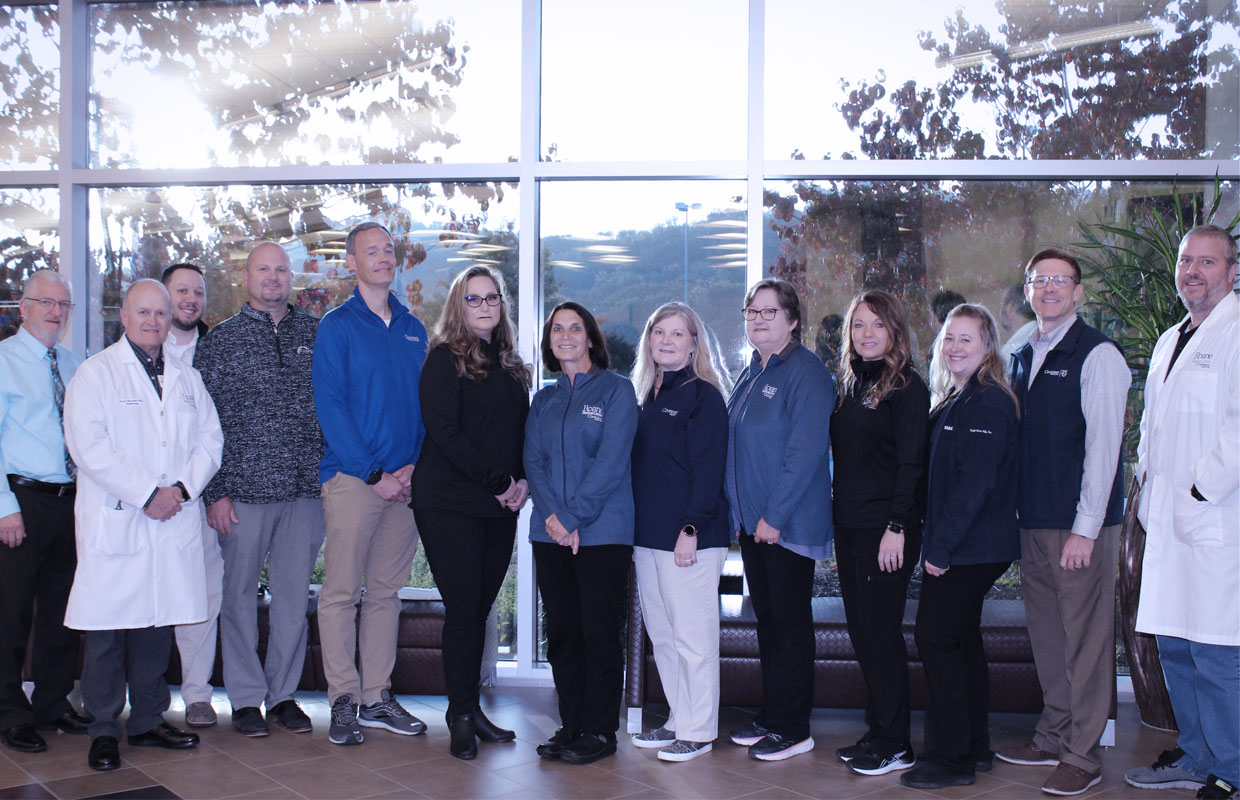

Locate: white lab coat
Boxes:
[1135,291,1240,646]
[63,339,223,631]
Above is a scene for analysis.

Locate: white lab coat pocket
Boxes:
[1170,482,1224,548]
[92,502,144,556]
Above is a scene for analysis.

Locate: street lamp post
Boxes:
[675,201,701,304]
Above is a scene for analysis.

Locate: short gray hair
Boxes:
[22,268,71,296]
[1181,224,1238,266]
[122,278,171,308]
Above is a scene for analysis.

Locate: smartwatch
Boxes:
[887,521,906,535]
[366,469,385,486]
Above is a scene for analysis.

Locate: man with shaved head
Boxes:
[63,279,222,772]
[193,241,325,737]
[0,269,91,754]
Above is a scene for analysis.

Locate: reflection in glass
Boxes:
[91,0,519,168]
[541,0,747,161]
[540,181,748,379]
[0,189,60,341]
[767,0,1239,160]
[0,5,59,169]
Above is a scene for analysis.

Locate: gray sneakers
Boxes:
[358,690,426,736]
[328,695,363,746]
[1125,748,1206,790]
[657,740,712,762]
[632,726,676,749]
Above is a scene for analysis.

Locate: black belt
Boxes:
[7,474,76,497]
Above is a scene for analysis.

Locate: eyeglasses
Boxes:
[22,297,75,312]
[464,293,502,308]
[1025,275,1078,290]
[742,307,783,321]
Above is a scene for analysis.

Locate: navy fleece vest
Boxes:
[1012,319,1125,530]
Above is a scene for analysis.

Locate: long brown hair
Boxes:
[432,266,530,388]
[837,291,916,408]
[929,303,1018,413]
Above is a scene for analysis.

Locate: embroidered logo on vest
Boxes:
[582,404,604,422]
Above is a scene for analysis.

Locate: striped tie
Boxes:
[47,348,76,481]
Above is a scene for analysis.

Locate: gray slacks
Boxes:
[218,498,326,709]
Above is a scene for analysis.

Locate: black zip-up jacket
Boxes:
[631,368,731,551]
[411,340,529,518]
[830,358,929,531]
[924,374,1021,567]
[195,303,322,506]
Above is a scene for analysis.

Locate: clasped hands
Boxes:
[494,477,530,512]
[371,464,415,503]
[545,513,579,554]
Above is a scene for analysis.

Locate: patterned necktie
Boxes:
[47,348,77,481]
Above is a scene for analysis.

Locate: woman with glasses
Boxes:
[410,266,530,760]
[830,291,929,777]
[900,303,1020,790]
[725,278,835,762]
[628,302,731,763]
[525,301,638,766]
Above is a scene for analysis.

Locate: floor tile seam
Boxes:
[484,759,662,796]
[46,765,159,800]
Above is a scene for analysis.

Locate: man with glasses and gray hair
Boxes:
[998,247,1130,796]
[0,269,91,755]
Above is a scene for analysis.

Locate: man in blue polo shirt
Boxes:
[998,248,1130,797]
[313,222,428,747]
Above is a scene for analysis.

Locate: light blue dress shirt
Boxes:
[0,326,82,517]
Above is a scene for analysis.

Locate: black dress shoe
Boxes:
[472,708,515,743]
[446,711,477,760]
[128,722,199,750]
[266,700,312,733]
[232,706,270,737]
[39,709,92,735]
[88,736,121,771]
[3,724,48,753]
[536,726,580,760]
[560,732,617,765]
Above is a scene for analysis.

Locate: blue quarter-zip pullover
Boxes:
[313,287,428,484]
[524,368,638,546]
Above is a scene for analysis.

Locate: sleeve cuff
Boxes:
[557,511,580,534]
[1071,512,1103,540]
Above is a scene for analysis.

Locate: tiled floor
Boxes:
[0,688,1198,800]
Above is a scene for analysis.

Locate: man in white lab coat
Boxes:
[63,279,223,773]
[1125,225,1239,800]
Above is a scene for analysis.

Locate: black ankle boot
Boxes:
[447,711,477,760]
[473,708,516,743]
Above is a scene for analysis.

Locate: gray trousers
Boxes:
[82,626,173,740]
[219,498,326,709]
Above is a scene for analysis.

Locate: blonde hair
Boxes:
[837,290,916,408]
[431,266,530,388]
[929,303,1018,413]
[631,302,730,405]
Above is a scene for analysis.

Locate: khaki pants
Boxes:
[633,545,726,742]
[319,473,418,705]
[1021,525,1120,774]
[173,507,224,705]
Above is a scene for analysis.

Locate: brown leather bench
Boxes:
[625,588,1046,715]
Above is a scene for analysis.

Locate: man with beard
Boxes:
[160,263,224,728]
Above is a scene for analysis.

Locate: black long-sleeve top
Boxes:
[631,368,731,551]
[830,358,929,531]
[410,340,529,518]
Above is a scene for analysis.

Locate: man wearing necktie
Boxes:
[0,269,91,754]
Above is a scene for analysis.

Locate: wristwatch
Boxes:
[366,469,385,486]
[887,521,906,535]
[681,524,697,538]
[174,481,191,502]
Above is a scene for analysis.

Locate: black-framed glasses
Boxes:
[22,297,75,312]
[1025,275,1078,290]
[464,293,502,308]
[742,306,782,321]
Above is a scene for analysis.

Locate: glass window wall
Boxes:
[0,4,58,169]
[0,187,59,340]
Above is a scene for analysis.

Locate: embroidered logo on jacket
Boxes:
[1192,352,1214,369]
[661,408,679,417]
[296,345,312,355]
[404,334,420,342]
[582,404,604,422]
[1042,368,1069,378]
[761,384,778,399]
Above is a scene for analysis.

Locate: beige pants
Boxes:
[1020,524,1120,773]
[174,506,224,705]
[319,473,418,705]
[633,545,726,742]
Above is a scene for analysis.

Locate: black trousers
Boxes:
[81,626,173,740]
[914,560,1011,772]
[738,533,816,741]
[0,484,78,731]
[532,541,631,735]
[414,509,515,714]
[835,525,920,755]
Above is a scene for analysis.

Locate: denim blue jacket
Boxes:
[524,368,638,547]
[726,342,835,550]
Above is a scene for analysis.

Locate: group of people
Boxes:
[0,221,1234,799]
